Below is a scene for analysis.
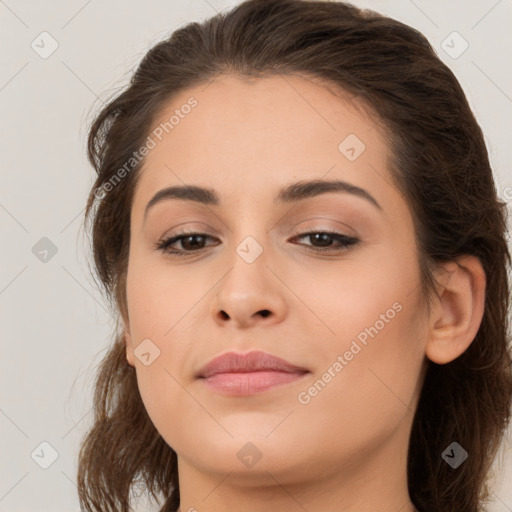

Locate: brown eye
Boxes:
[156,232,219,255]
[291,231,359,253]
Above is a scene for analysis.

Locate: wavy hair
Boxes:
[77,1,512,511]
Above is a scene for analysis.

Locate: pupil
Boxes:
[183,235,204,250]
[313,233,332,247]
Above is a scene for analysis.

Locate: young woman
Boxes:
[77,1,512,511]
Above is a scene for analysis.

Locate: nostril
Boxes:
[258,309,271,318]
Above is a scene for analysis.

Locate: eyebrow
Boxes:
[144,178,382,220]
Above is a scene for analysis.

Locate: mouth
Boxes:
[196,350,310,396]
[200,370,309,395]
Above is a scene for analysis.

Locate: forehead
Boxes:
[133,73,393,209]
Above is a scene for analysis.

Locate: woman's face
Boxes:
[123,73,429,486]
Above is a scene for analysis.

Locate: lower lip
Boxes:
[200,371,308,395]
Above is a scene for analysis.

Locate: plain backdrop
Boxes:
[1,0,511,511]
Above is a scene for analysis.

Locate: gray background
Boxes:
[1,0,511,511]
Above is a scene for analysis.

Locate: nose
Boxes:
[210,243,288,329]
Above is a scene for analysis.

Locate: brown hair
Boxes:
[77,1,512,511]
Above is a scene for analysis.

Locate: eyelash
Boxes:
[154,229,359,257]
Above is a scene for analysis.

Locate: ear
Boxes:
[123,318,136,367]
[425,255,486,365]
[118,271,135,367]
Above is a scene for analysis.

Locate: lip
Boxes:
[196,350,310,396]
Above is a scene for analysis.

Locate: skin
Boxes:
[122,73,486,512]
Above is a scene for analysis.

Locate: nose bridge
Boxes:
[210,225,287,327]
[226,205,271,268]
[224,229,271,299]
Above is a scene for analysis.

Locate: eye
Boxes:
[155,229,359,257]
[290,230,359,253]
[155,231,219,256]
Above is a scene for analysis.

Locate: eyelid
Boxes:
[285,217,358,237]
[157,221,218,239]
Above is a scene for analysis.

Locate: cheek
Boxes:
[313,288,425,403]
[125,257,203,341]
[125,264,198,442]
[124,258,210,426]
[291,247,427,418]
[285,249,421,349]
[294,299,427,461]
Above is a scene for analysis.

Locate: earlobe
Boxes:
[123,323,136,367]
[425,255,486,365]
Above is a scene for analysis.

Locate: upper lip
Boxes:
[196,350,310,379]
